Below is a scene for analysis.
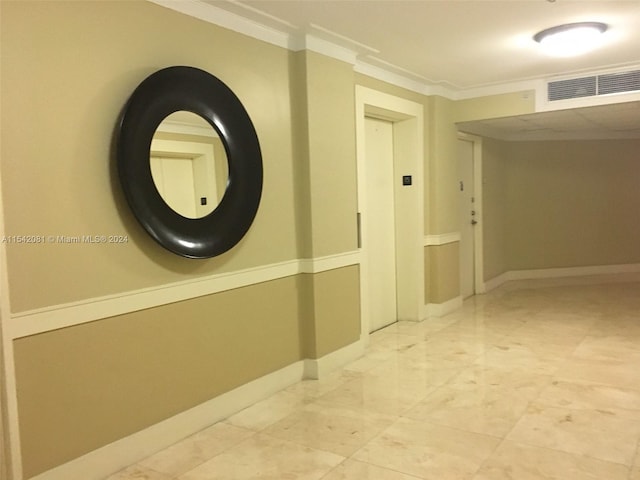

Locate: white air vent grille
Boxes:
[548,69,640,101]
[548,77,596,101]
[598,70,640,95]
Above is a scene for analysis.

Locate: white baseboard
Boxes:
[484,263,640,292]
[303,338,365,379]
[422,296,463,319]
[30,336,365,480]
[484,272,510,292]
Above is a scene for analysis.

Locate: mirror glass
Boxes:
[150,111,229,219]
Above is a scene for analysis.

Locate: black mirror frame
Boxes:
[117,66,263,259]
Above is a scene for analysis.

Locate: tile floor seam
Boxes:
[474,439,633,480]
[498,437,634,468]
[469,435,509,480]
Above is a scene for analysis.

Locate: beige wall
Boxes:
[454,92,536,284]
[481,138,640,278]
[425,243,460,304]
[425,92,534,303]
[1,0,299,313]
[1,1,362,477]
[425,93,536,302]
[453,91,535,123]
[504,139,640,270]
[14,277,303,478]
[14,264,362,478]
[455,93,640,280]
[300,265,361,359]
[427,96,459,235]
[295,51,359,258]
[481,138,509,280]
[6,1,609,477]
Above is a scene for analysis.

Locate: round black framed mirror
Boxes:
[117,66,263,259]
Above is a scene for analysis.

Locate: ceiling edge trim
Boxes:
[149,0,292,48]
[536,90,640,113]
[297,35,359,65]
[149,0,635,106]
[454,79,544,101]
[149,0,466,98]
[354,62,455,98]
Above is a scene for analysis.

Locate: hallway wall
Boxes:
[481,138,640,279]
[505,139,640,270]
[1,1,360,477]
[1,1,547,478]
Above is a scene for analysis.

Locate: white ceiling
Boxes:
[198,0,640,139]
[210,0,640,90]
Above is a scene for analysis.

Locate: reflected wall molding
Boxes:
[7,251,361,340]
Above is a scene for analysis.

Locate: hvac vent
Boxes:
[598,70,640,95]
[548,76,596,101]
[548,69,640,101]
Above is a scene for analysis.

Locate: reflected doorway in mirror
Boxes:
[150,111,229,219]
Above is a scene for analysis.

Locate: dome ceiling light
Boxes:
[533,22,608,57]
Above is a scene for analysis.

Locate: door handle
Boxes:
[471,219,478,225]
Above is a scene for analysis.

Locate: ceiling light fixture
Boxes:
[534,22,608,57]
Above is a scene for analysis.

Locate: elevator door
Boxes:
[365,117,397,332]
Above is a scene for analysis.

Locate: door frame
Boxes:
[355,86,424,339]
[457,132,485,294]
[150,138,218,218]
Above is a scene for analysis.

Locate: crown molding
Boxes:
[354,60,458,99]
[354,62,431,96]
[453,79,543,101]
[146,0,547,101]
[296,34,360,65]
[148,0,293,49]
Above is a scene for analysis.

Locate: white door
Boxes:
[458,138,475,298]
[364,117,397,332]
[151,155,198,218]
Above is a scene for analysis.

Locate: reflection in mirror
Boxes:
[150,111,229,219]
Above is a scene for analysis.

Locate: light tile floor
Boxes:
[108,279,640,480]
